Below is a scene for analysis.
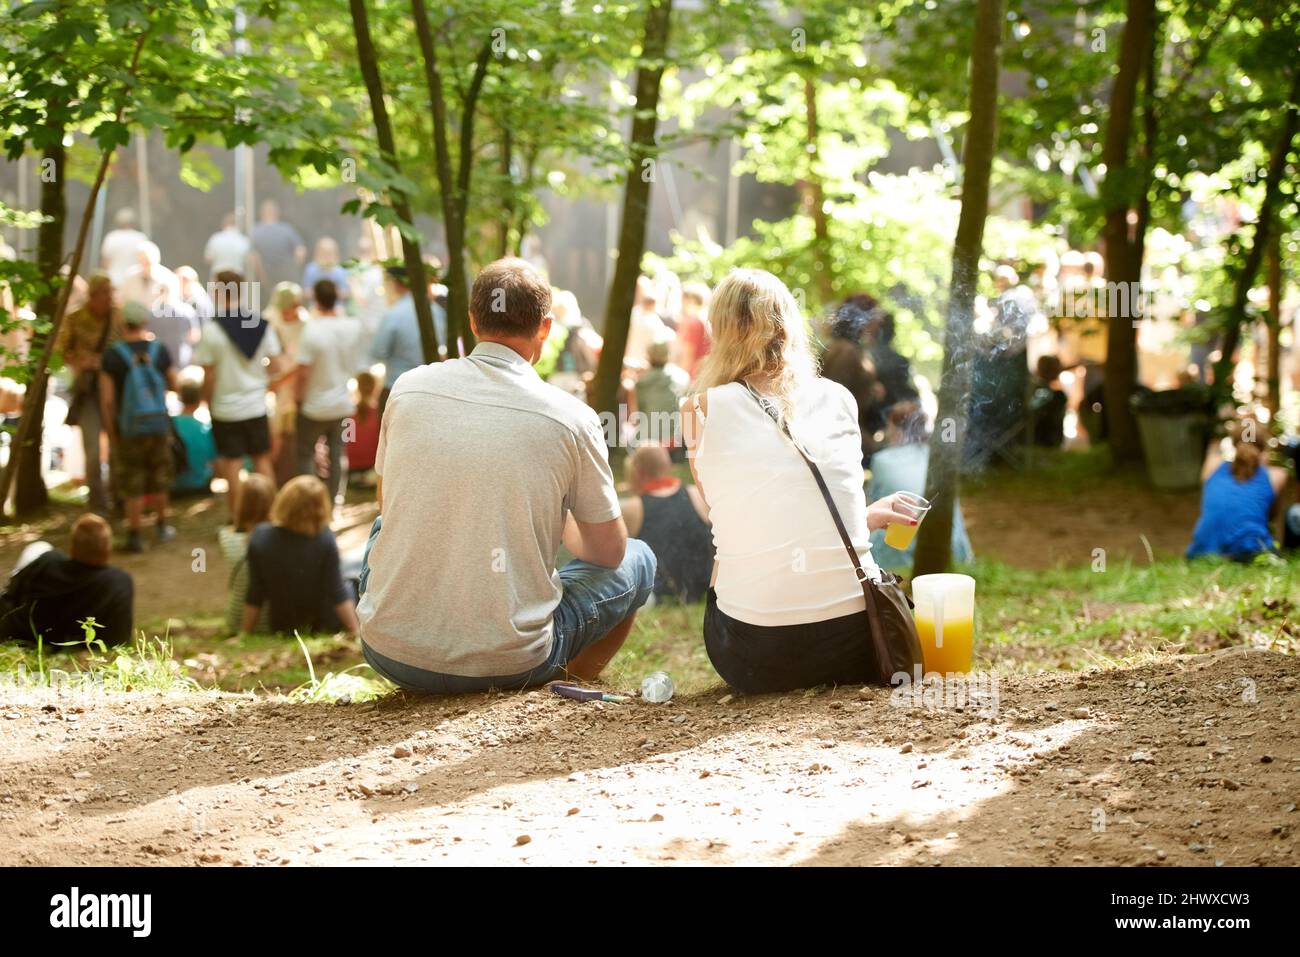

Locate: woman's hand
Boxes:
[867,492,921,533]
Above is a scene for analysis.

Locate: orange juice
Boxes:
[916,614,974,675]
[884,521,920,549]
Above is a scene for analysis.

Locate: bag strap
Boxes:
[744,386,887,639]
[93,310,115,353]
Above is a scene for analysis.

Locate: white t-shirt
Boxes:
[100,228,149,284]
[193,320,283,422]
[694,378,880,627]
[297,313,365,420]
[204,228,252,276]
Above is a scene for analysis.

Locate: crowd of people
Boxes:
[0,209,1296,691]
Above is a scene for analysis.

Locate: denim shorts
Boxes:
[358,517,656,694]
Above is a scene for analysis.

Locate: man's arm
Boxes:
[563,513,628,569]
[200,365,216,408]
[294,363,312,404]
[335,600,359,636]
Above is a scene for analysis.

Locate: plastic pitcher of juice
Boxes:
[911,573,975,675]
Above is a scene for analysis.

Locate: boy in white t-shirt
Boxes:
[295,279,365,504]
[194,270,285,520]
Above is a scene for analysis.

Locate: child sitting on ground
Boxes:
[619,445,713,603]
[218,473,275,635]
[171,380,217,496]
[345,370,381,486]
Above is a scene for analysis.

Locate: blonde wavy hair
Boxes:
[270,476,332,537]
[692,268,816,419]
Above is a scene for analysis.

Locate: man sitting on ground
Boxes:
[0,514,134,646]
[357,258,655,693]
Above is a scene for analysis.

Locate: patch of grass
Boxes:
[608,598,716,695]
[0,627,202,695]
[974,553,1298,670]
[964,446,1148,501]
[4,552,1293,701]
[286,634,392,704]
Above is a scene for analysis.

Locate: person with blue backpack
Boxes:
[98,302,180,553]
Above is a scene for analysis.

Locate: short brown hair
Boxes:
[470,258,551,338]
[69,513,112,566]
[629,444,672,484]
[235,473,276,533]
[270,476,332,537]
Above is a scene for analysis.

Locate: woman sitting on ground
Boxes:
[241,475,358,635]
[1187,422,1289,562]
[218,472,275,636]
[681,268,918,694]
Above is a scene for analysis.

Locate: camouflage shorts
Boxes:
[113,433,175,498]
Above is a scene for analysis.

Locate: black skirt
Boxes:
[704,588,881,694]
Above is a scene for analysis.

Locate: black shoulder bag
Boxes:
[747,387,924,686]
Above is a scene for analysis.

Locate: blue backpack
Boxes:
[114,340,169,437]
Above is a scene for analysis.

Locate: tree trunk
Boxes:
[13,136,66,514]
[349,0,440,363]
[912,0,1003,577]
[1264,229,1282,418]
[498,127,514,260]
[0,33,149,518]
[1212,67,1300,397]
[802,77,835,305]
[590,0,674,417]
[412,0,490,356]
[1100,0,1156,465]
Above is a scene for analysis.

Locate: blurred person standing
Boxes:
[675,281,712,380]
[99,208,149,286]
[369,265,444,413]
[296,279,364,505]
[175,265,214,323]
[195,271,285,520]
[302,237,352,306]
[118,242,178,309]
[251,200,306,291]
[203,213,253,281]
[265,282,308,483]
[625,274,675,368]
[99,302,180,552]
[55,271,124,514]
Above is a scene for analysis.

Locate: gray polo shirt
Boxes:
[357,341,621,676]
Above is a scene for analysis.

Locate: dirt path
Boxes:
[1,649,1294,866]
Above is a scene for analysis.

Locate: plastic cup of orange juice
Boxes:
[911,573,976,676]
[883,491,931,550]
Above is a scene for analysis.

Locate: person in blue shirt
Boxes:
[172,379,217,496]
[302,237,352,307]
[368,265,446,415]
[1187,430,1289,561]
[867,400,973,573]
